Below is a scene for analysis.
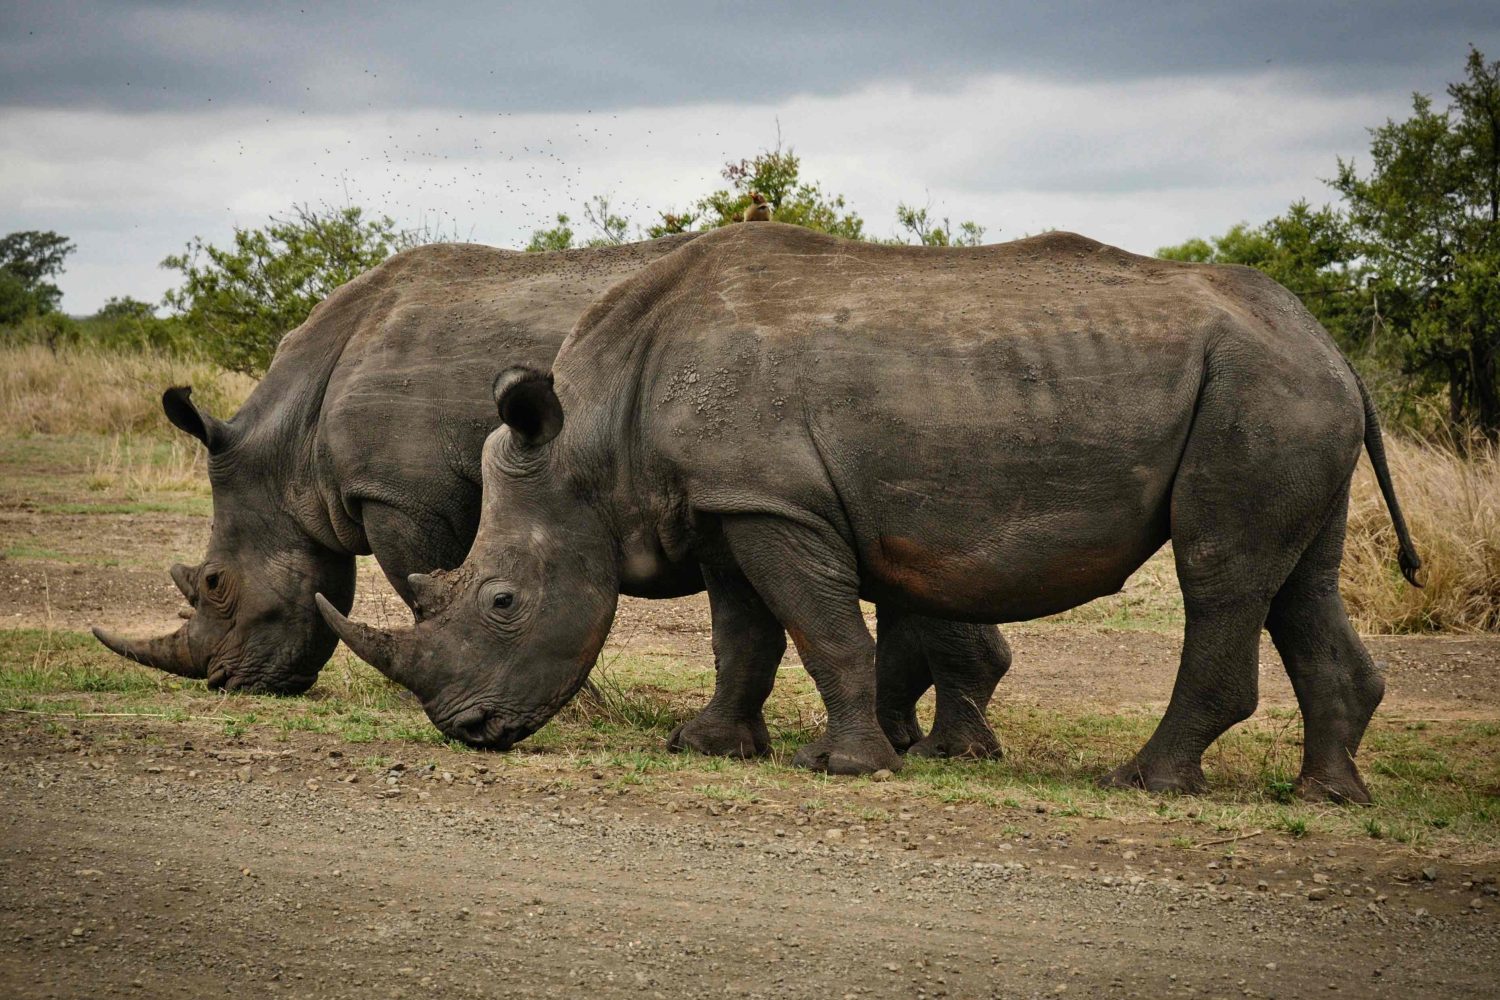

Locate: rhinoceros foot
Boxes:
[667,711,770,759]
[1294,770,1372,806]
[1099,756,1209,796]
[908,722,1002,761]
[793,733,903,776]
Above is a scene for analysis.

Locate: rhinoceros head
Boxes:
[318,367,618,748]
[92,386,356,694]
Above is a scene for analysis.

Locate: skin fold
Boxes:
[325,223,1419,802]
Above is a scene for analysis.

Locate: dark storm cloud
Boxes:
[3,0,1497,114]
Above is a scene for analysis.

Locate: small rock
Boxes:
[1421,866,1438,882]
[1308,887,1331,901]
[824,829,843,842]
[871,769,893,782]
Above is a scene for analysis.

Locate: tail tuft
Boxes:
[1399,545,1422,588]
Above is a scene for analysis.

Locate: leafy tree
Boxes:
[84,296,187,352]
[0,230,75,321]
[1332,46,1500,437]
[1157,201,1372,353]
[0,269,31,326]
[895,203,987,247]
[162,204,408,376]
[645,210,698,239]
[95,296,157,321]
[581,195,632,246]
[525,213,576,252]
[694,143,867,239]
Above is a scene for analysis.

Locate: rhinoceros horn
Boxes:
[314,594,409,685]
[168,563,198,603]
[92,622,204,678]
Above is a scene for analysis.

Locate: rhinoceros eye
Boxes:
[204,571,222,592]
[491,592,514,610]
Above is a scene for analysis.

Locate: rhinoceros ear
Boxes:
[162,386,231,453]
[492,366,564,448]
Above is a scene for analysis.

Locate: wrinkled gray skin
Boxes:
[94,235,1008,758]
[323,223,1422,802]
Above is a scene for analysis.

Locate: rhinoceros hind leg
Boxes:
[667,564,781,760]
[1101,363,1362,797]
[1267,489,1381,806]
[876,611,1010,758]
[911,619,1009,760]
[1100,551,1275,794]
[874,607,932,751]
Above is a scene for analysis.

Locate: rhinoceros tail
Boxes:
[1349,366,1422,587]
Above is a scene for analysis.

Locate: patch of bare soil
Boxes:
[2,717,1497,1000]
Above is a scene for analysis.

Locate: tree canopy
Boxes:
[1332,46,1500,436]
[161,204,410,375]
[0,230,75,322]
[530,142,983,249]
[1160,47,1500,439]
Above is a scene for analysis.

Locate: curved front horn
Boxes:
[314,594,408,684]
[92,623,205,679]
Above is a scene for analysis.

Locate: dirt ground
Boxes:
[3,498,1500,998]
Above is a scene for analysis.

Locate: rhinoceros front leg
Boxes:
[667,564,782,759]
[721,514,902,776]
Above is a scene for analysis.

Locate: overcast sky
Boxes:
[3,1,1497,313]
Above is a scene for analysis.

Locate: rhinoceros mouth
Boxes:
[438,705,533,751]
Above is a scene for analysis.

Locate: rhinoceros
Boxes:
[320,223,1420,802]
[93,236,1010,759]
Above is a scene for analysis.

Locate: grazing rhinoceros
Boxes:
[320,223,1420,802]
[93,236,1009,759]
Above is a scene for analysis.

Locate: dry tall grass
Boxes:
[86,435,211,495]
[0,344,254,437]
[1345,436,1499,633]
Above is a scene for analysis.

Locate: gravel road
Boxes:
[3,718,1496,1000]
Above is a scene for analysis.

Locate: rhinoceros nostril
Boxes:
[446,707,491,744]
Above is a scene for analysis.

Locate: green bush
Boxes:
[161,203,409,376]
